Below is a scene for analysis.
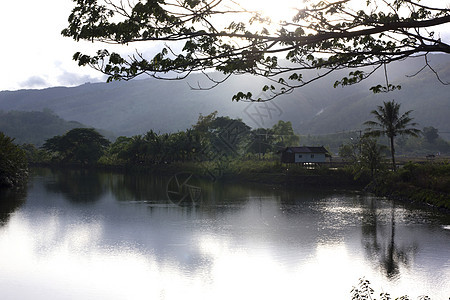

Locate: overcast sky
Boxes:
[0,0,110,91]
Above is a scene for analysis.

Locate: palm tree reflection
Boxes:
[361,199,417,280]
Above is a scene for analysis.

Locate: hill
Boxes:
[1,54,449,140]
[0,110,112,146]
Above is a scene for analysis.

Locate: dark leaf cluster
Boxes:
[0,132,28,188]
[42,128,110,165]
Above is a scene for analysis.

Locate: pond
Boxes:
[0,168,449,299]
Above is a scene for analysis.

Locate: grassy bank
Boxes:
[367,162,450,210]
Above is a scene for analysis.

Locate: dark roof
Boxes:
[283,146,330,154]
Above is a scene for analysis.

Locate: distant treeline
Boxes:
[6,109,449,169]
[22,111,300,167]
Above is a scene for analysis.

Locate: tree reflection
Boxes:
[44,169,106,203]
[0,187,26,226]
[361,199,417,280]
[109,172,168,202]
[361,199,381,259]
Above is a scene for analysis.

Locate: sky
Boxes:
[0,0,112,91]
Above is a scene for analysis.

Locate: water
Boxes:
[0,168,449,299]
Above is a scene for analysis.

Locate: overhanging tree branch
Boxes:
[62,0,450,101]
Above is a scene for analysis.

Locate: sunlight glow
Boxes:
[237,0,300,25]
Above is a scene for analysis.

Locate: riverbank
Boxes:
[366,162,450,211]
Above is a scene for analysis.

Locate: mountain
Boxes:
[1,54,449,141]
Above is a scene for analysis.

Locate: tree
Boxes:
[422,126,439,144]
[107,136,133,163]
[359,137,386,178]
[20,143,51,164]
[247,128,275,158]
[338,143,358,163]
[0,132,28,188]
[192,112,251,156]
[338,137,386,178]
[43,128,110,164]
[364,100,420,171]
[271,120,300,149]
[62,0,450,101]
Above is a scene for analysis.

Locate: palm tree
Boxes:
[364,100,420,171]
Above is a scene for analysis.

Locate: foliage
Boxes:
[339,137,387,179]
[339,142,359,163]
[422,126,439,144]
[227,159,284,175]
[43,128,110,165]
[245,121,300,157]
[395,134,450,156]
[103,129,204,165]
[62,0,450,101]
[246,128,276,157]
[364,100,421,171]
[196,113,252,157]
[398,162,450,193]
[369,162,450,209]
[20,144,51,164]
[360,138,388,178]
[351,278,430,300]
[0,132,28,188]
[271,120,300,149]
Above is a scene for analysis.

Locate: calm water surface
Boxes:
[0,168,449,299]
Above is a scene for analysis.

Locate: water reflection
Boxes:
[44,169,106,203]
[360,199,418,280]
[0,169,448,299]
[109,172,168,202]
[0,187,26,226]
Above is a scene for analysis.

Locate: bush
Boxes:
[370,162,450,209]
[351,278,430,300]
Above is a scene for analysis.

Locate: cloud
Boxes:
[57,71,107,86]
[20,76,49,89]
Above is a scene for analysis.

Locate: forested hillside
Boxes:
[1,54,449,139]
[0,110,90,146]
